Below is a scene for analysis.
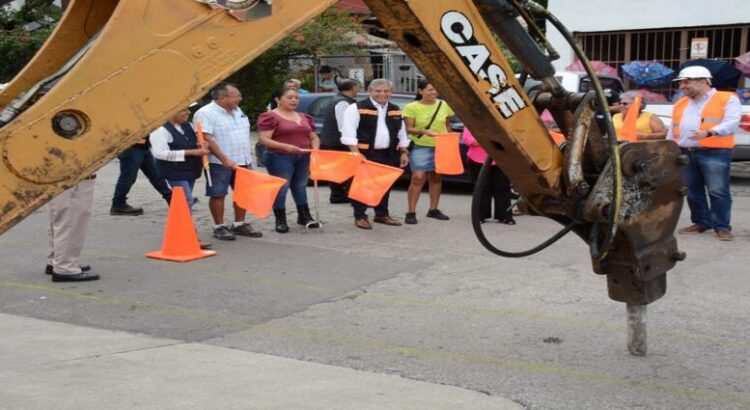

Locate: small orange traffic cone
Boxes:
[146,186,217,262]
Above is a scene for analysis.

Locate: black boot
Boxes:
[297,204,319,228]
[274,208,289,233]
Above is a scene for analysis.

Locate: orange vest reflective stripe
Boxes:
[672,92,735,149]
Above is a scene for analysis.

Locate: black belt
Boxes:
[680,147,710,152]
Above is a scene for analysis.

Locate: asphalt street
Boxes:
[0,158,749,409]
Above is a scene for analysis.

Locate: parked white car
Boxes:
[647,102,750,161]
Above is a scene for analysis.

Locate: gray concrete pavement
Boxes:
[1,158,749,409]
[0,313,521,409]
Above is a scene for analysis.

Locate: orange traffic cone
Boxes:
[435,133,465,175]
[348,159,404,206]
[146,186,217,262]
[309,149,363,183]
[233,167,286,219]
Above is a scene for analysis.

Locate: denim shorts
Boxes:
[409,145,435,172]
[206,163,251,197]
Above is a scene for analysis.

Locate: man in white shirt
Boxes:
[667,66,742,241]
[193,83,262,241]
[341,79,409,229]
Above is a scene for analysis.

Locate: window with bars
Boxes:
[576,25,749,99]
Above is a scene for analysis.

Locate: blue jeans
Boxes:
[681,148,732,232]
[112,145,172,205]
[264,151,310,209]
[167,179,196,212]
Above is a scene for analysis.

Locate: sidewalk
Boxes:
[0,313,522,409]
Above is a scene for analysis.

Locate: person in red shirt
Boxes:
[258,87,321,233]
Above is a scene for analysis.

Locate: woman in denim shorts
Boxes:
[402,80,456,225]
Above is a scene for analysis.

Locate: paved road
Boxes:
[1,159,749,409]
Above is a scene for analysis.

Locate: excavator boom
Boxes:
[0,0,685,351]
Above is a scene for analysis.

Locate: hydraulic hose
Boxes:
[471,156,577,258]
[514,0,623,261]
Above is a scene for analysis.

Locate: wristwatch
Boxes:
[707,129,718,136]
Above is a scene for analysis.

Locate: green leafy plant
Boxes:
[226,8,364,124]
[0,2,61,83]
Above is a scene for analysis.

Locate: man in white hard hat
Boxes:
[668,65,742,241]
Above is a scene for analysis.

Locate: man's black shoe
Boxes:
[46,264,90,275]
[51,271,100,282]
[110,203,144,216]
[229,222,263,238]
[404,212,418,225]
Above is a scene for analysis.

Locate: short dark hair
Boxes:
[337,78,360,92]
[415,79,430,101]
[210,82,238,100]
[319,65,333,74]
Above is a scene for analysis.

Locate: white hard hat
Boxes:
[674,66,713,81]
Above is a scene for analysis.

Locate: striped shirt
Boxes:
[193,101,252,165]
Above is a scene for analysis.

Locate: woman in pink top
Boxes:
[258,87,320,233]
[461,128,515,224]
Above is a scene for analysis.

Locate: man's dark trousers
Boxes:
[112,145,172,206]
[351,149,400,219]
[321,143,352,203]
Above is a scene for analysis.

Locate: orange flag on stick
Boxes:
[549,130,566,145]
[434,133,465,175]
[194,122,212,186]
[309,149,363,183]
[617,95,641,142]
[233,168,287,219]
[348,159,404,206]
[146,186,217,262]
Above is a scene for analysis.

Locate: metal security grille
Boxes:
[288,54,423,94]
[576,24,749,98]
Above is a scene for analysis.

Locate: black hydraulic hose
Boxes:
[514,0,623,262]
[471,156,577,258]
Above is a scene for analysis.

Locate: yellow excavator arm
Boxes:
[0,0,686,353]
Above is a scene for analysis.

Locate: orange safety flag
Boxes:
[347,159,404,206]
[194,121,212,186]
[146,186,217,262]
[309,149,363,183]
[434,133,465,175]
[232,168,286,219]
[617,95,641,142]
[549,130,566,145]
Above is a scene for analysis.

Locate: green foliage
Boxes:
[0,2,60,83]
[227,8,364,123]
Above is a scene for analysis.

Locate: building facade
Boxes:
[547,0,750,89]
